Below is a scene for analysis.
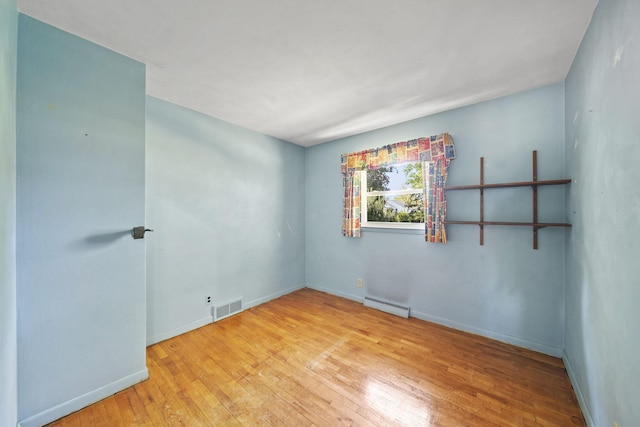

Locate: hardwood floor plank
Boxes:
[47,289,585,426]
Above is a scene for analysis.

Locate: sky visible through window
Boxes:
[387,164,411,190]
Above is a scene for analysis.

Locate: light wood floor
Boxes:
[49,288,585,426]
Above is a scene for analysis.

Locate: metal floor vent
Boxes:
[213,298,243,322]
[363,296,410,318]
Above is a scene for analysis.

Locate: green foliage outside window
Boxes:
[366,163,424,223]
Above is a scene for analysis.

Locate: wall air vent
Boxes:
[212,298,243,322]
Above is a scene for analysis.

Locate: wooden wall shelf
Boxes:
[444,151,571,249]
[445,179,571,191]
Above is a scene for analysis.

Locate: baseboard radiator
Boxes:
[363,296,410,318]
[212,298,243,322]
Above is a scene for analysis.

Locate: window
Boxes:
[361,162,424,230]
[341,133,455,241]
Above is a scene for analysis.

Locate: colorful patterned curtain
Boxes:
[341,133,455,242]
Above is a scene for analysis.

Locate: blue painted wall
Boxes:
[0,0,17,425]
[11,3,639,424]
[16,16,147,424]
[146,96,306,344]
[564,0,640,425]
[306,83,568,355]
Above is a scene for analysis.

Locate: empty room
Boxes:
[1,0,638,426]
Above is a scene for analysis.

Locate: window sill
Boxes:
[361,225,424,235]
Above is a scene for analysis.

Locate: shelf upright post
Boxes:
[480,157,485,246]
[532,151,538,249]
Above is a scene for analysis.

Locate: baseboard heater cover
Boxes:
[363,296,410,318]
[212,298,243,322]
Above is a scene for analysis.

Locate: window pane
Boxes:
[366,163,422,192]
[366,194,424,223]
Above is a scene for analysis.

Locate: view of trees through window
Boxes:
[365,163,424,223]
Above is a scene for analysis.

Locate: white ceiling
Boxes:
[18,0,598,147]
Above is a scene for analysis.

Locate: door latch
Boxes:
[132,226,153,239]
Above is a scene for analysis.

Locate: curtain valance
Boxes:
[341,133,455,173]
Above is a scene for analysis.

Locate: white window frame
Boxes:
[360,165,424,231]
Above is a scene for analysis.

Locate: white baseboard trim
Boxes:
[563,350,594,427]
[305,284,364,304]
[305,285,563,357]
[244,284,306,310]
[147,316,212,346]
[410,309,563,357]
[18,368,148,427]
[146,284,306,347]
